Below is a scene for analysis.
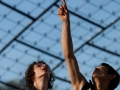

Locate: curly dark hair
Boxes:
[25,60,55,90]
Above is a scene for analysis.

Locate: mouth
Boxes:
[42,68,48,71]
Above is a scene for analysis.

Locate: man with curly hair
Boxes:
[25,61,55,90]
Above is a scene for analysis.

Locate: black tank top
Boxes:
[82,80,94,90]
[29,86,37,90]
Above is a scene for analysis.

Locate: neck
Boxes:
[94,78,109,90]
[34,76,48,90]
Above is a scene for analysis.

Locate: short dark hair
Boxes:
[25,60,55,90]
[101,63,119,90]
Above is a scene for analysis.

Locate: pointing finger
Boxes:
[62,0,67,8]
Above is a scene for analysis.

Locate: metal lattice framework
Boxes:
[0,0,120,90]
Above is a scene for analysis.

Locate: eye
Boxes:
[36,63,43,67]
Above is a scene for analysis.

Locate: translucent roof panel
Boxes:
[63,0,120,27]
[0,0,120,90]
[0,41,61,82]
[0,3,32,51]
[91,20,120,54]
[2,0,56,18]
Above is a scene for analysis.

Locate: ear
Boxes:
[109,74,116,81]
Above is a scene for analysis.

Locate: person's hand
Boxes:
[58,0,69,22]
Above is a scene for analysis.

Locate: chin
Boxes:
[92,73,99,78]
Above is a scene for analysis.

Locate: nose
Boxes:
[42,64,46,68]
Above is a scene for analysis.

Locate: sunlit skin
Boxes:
[58,0,116,90]
[33,63,50,90]
[92,66,116,90]
[92,66,109,78]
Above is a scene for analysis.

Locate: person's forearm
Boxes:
[62,19,74,56]
[62,19,82,86]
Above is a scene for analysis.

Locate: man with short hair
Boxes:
[58,0,119,90]
[25,61,55,90]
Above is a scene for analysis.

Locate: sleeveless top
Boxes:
[82,80,95,90]
[29,86,37,90]
[29,81,94,90]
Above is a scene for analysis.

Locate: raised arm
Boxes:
[58,0,87,89]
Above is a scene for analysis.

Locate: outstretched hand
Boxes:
[58,0,69,22]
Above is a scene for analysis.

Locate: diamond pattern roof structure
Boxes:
[0,0,120,90]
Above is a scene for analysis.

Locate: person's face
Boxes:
[33,62,50,81]
[92,65,116,83]
[92,66,109,79]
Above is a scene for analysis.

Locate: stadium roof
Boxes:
[0,0,120,90]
